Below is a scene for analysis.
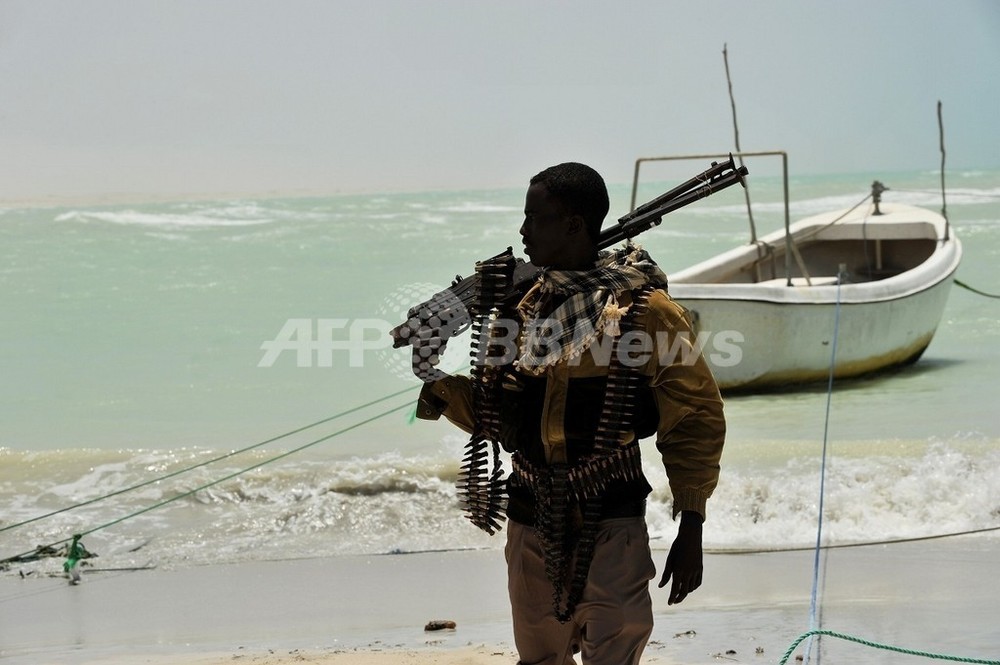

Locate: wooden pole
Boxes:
[723,44,758,244]
[937,100,950,241]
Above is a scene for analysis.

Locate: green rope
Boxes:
[1,398,415,566]
[955,278,1000,299]
[0,385,419,536]
[779,629,1000,665]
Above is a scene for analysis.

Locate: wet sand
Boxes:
[2,538,997,664]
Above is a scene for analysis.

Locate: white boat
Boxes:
[633,152,963,392]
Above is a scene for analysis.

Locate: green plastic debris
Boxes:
[63,534,88,584]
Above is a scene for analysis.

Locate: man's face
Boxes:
[520,183,572,267]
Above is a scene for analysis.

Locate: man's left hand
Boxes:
[657,511,704,605]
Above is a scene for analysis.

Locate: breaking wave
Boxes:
[3,437,998,576]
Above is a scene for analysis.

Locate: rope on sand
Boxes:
[779,629,1000,665]
[704,523,1000,555]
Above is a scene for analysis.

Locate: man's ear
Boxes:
[565,214,586,236]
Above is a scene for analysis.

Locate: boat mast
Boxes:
[938,100,950,242]
[723,44,758,244]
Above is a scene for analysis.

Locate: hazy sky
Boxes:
[1,1,998,200]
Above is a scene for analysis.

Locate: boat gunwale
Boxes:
[668,202,962,305]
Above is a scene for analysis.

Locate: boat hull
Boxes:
[672,276,955,391]
[665,203,962,391]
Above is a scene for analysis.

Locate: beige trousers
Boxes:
[505,517,656,665]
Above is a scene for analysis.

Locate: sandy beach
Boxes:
[2,536,998,665]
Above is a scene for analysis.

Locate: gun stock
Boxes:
[390,155,748,348]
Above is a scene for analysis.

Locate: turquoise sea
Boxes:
[2,166,999,572]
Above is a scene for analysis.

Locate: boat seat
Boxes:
[756,276,841,287]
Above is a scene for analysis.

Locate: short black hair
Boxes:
[530,162,609,241]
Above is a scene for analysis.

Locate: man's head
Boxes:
[520,162,609,269]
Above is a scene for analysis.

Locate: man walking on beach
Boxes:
[411,162,725,665]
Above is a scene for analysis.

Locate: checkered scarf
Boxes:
[516,244,668,374]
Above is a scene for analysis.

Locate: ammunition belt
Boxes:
[517,284,655,622]
[510,445,643,505]
[455,249,516,535]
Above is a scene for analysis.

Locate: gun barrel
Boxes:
[617,153,739,225]
[599,162,748,248]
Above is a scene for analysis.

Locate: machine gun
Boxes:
[390,154,748,349]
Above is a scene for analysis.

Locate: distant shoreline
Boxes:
[0,183,528,210]
[6,166,985,210]
[0,188,396,209]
